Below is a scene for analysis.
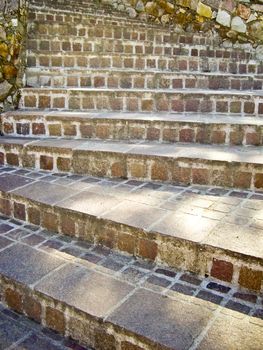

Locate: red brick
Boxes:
[238,267,263,291]
[63,124,77,136]
[0,198,11,216]
[14,202,26,221]
[254,173,263,189]
[96,125,110,139]
[216,101,228,113]
[185,99,199,112]
[6,153,19,166]
[211,131,226,144]
[3,123,14,134]
[211,259,233,282]
[246,132,261,146]
[139,239,158,260]
[40,155,53,170]
[32,123,46,135]
[192,168,209,185]
[172,100,184,112]
[46,307,65,334]
[233,172,252,189]
[163,128,178,142]
[5,288,22,313]
[142,99,154,111]
[146,127,160,141]
[230,131,244,145]
[130,127,145,139]
[80,124,94,138]
[172,167,191,185]
[244,102,255,114]
[151,161,169,181]
[179,128,194,142]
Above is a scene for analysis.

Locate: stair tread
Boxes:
[1,136,263,164]
[4,110,263,126]
[0,208,262,349]
[0,164,262,262]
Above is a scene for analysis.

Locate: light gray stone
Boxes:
[231,16,247,33]
[216,9,231,27]
[0,81,12,101]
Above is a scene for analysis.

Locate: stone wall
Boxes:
[104,0,263,47]
[0,0,27,113]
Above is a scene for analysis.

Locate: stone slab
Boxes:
[0,174,34,192]
[0,243,64,285]
[36,263,134,318]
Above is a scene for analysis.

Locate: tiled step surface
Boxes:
[0,164,262,293]
[0,303,90,350]
[26,51,263,74]
[0,215,262,349]
[20,87,263,116]
[0,136,263,189]
[26,68,263,91]
[2,110,263,147]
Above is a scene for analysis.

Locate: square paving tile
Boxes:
[0,243,64,285]
[12,181,78,205]
[0,316,30,350]
[35,264,134,318]
[108,288,214,350]
[0,174,34,192]
[0,236,13,250]
[58,191,121,216]
[152,212,217,242]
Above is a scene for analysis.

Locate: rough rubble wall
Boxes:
[0,0,27,113]
[103,0,263,48]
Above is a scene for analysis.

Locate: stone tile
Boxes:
[180,273,202,286]
[170,283,196,296]
[59,191,121,216]
[0,236,12,249]
[152,212,217,242]
[196,290,223,305]
[21,233,46,246]
[0,174,34,192]
[225,300,251,315]
[36,264,134,318]
[0,223,13,234]
[203,223,263,259]
[0,243,64,284]
[121,267,147,284]
[206,282,231,294]
[143,275,171,291]
[17,333,65,350]
[12,181,77,205]
[197,314,263,350]
[102,200,166,230]
[108,289,214,350]
[0,317,30,350]
[155,268,177,278]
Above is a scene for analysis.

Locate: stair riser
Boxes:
[0,190,262,293]
[0,276,151,350]
[2,114,263,146]
[26,70,263,91]
[0,143,262,190]
[20,90,263,116]
[27,53,263,74]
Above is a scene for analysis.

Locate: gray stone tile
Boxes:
[35,264,134,318]
[0,317,30,350]
[0,236,12,249]
[12,181,77,205]
[0,223,13,234]
[108,289,214,350]
[17,333,65,350]
[152,212,217,242]
[59,191,121,216]
[197,314,263,350]
[0,243,64,285]
[0,174,34,192]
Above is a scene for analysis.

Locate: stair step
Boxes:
[0,164,263,291]
[27,51,263,74]
[20,87,263,116]
[26,67,263,91]
[0,136,263,190]
[0,211,262,349]
[2,110,263,146]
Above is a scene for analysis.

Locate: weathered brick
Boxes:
[3,123,14,134]
[233,172,252,188]
[151,161,169,181]
[57,157,71,172]
[211,259,233,282]
[246,132,261,146]
[6,153,19,166]
[96,125,110,139]
[49,124,62,136]
[61,215,76,236]
[238,267,263,291]
[230,131,244,145]
[129,162,147,178]
[121,342,144,350]
[39,95,51,109]
[118,232,135,254]
[254,173,263,189]
[46,307,65,334]
[5,288,22,313]
[28,207,41,226]
[147,127,160,141]
[63,124,77,136]
[24,95,37,108]
[179,128,194,142]
[139,239,158,260]
[14,202,26,221]
[0,198,11,216]
[40,155,53,170]
[42,211,58,231]
[172,166,191,185]
[192,168,209,185]
[32,123,46,135]
[23,295,41,323]
[80,124,94,138]
[163,128,178,142]
[16,123,30,135]
[111,162,127,178]
[211,131,226,144]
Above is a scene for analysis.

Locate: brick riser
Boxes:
[0,171,262,295]
[0,138,263,190]
[2,112,263,147]
[26,69,263,91]
[20,88,263,116]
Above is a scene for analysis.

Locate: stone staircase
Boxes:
[0,0,263,349]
